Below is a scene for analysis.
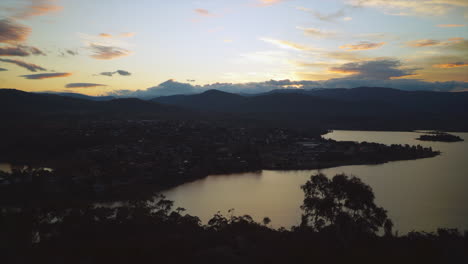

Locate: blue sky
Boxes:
[0,0,467,96]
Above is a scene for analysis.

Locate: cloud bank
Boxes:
[106,58,467,98]
[108,78,468,99]
[329,59,417,79]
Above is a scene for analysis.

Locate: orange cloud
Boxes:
[448,37,464,43]
[339,41,386,51]
[328,68,359,75]
[407,37,465,47]
[299,27,335,38]
[194,9,213,16]
[433,62,468,68]
[0,19,31,44]
[390,74,420,80]
[13,0,63,19]
[120,32,135,38]
[260,37,313,51]
[258,0,285,6]
[99,33,113,38]
[99,32,135,38]
[407,39,441,47]
[437,24,465,27]
[21,72,72,79]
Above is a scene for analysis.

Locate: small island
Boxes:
[417,132,463,142]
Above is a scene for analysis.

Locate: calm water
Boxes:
[0,163,12,173]
[163,131,468,233]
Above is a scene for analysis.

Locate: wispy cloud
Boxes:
[291,61,333,68]
[347,0,468,16]
[0,19,31,44]
[407,39,442,47]
[194,8,213,16]
[0,58,46,71]
[260,37,315,51]
[324,51,368,62]
[11,0,63,19]
[297,7,346,22]
[340,41,386,51]
[99,32,135,39]
[298,27,335,38]
[89,43,131,60]
[0,45,45,56]
[66,49,77,56]
[406,37,464,47]
[21,72,72,79]
[257,0,287,6]
[433,62,468,68]
[99,33,113,38]
[0,46,30,56]
[66,83,107,88]
[120,32,135,38]
[436,24,465,27]
[99,70,131,77]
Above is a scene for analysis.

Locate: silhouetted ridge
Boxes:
[0,89,168,114]
[153,89,397,115]
[153,89,247,112]
[40,92,115,101]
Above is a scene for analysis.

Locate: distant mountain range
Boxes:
[2,87,468,131]
[152,87,468,116]
[39,92,115,101]
[0,89,168,114]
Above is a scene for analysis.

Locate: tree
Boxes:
[300,173,389,236]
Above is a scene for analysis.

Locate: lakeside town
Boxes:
[0,119,439,203]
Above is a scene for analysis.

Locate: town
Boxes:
[0,119,439,204]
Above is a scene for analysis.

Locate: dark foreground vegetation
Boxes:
[417,132,464,142]
[1,88,465,262]
[2,173,467,264]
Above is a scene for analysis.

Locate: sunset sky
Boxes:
[0,0,467,96]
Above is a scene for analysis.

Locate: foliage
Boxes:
[300,173,389,236]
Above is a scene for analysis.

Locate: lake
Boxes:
[0,163,12,174]
[163,131,468,234]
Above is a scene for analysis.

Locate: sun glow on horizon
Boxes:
[0,0,467,96]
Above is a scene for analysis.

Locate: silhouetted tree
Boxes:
[300,173,389,236]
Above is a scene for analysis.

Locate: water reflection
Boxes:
[0,163,12,173]
[163,131,468,234]
[0,163,53,173]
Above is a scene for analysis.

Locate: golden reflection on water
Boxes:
[0,163,12,173]
[166,131,468,233]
